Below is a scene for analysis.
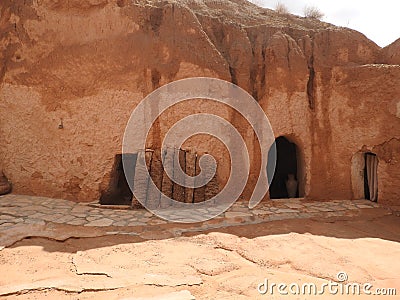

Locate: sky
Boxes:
[254,0,400,47]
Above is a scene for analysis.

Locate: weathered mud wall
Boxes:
[0,0,399,205]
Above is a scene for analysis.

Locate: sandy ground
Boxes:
[0,207,399,299]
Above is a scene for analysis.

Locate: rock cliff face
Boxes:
[0,0,399,205]
[380,38,400,65]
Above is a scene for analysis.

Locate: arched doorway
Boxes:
[351,151,378,202]
[364,152,378,202]
[268,136,301,199]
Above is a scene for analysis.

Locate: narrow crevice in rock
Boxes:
[248,39,260,101]
[244,27,268,102]
[1,286,120,297]
[229,66,237,85]
[285,36,291,71]
[214,246,259,266]
[260,46,267,97]
[151,68,161,90]
[307,59,315,110]
[71,255,112,278]
[306,39,316,110]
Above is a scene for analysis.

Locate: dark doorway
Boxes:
[100,154,133,205]
[364,152,378,202]
[268,136,299,199]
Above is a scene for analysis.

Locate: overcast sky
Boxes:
[255,0,400,47]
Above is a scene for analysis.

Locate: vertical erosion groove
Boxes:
[307,38,316,110]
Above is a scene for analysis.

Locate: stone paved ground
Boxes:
[0,194,379,232]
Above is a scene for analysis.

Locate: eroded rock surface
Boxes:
[0,0,399,204]
[0,209,399,299]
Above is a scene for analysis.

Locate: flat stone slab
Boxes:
[85,218,114,227]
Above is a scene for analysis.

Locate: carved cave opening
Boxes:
[268,136,300,199]
[100,154,133,205]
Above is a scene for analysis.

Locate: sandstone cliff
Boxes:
[0,0,399,205]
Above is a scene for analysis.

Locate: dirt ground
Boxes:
[1,207,400,299]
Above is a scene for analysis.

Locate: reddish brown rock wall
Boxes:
[0,0,399,205]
